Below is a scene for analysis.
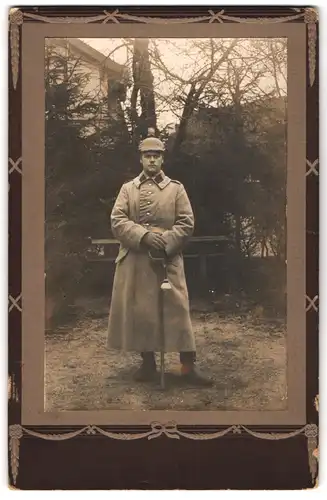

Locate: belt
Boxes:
[143,226,166,234]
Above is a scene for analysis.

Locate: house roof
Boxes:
[48,37,129,82]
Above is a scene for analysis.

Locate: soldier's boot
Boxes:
[133,351,157,382]
[180,351,214,387]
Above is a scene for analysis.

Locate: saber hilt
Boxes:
[148,249,172,290]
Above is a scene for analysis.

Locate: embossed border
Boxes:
[8,422,319,487]
[8,5,319,489]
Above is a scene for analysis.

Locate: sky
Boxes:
[80,37,287,128]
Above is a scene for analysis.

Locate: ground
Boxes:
[45,297,287,411]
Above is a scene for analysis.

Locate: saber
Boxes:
[148,249,171,390]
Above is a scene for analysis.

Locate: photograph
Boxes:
[10,5,318,490]
[44,36,288,413]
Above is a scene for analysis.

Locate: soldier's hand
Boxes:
[151,234,166,250]
[142,233,166,250]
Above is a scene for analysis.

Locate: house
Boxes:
[45,38,131,131]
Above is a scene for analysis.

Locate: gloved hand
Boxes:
[142,232,166,250]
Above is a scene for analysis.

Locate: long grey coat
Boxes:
[107,170,196,353]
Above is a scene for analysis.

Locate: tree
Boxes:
[45,42,108,325]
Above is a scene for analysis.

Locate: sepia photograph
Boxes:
[44,36,288,413]
[9,5,316,490]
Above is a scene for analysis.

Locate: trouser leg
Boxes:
[140,351,156,368]
[133,351,157,382]
[140,351,196,371]
[141,351,196,364]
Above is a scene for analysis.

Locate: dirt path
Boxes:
[45,304,287,412]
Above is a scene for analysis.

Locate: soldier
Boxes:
[107,133,212,386]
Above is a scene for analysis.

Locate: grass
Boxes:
[45,296,287,412]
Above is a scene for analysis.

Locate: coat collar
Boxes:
[133,170,171,190]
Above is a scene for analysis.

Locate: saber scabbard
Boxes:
[148,249,171,390]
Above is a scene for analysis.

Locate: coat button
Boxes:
[147,201,151,205]
[146,212,150,216]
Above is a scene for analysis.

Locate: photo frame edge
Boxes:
[8,6,319,489]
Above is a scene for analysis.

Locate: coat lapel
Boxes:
[133,171,171,190]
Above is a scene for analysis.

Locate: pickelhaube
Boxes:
[139,128,165,153]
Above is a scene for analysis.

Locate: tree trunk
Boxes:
[131,38,157,143]
[171,83,196,155]
[107,79,129,142]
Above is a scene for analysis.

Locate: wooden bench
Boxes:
[87,236,231,285]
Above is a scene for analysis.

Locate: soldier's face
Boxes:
[141,151,163,176]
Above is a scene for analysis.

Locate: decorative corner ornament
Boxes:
[9,424,23,486]
[304,7,319,87]
[305,424,319,484]
[304,7,319,24]
[9,8,23,90]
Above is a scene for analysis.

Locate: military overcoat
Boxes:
[107,170,196,352]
